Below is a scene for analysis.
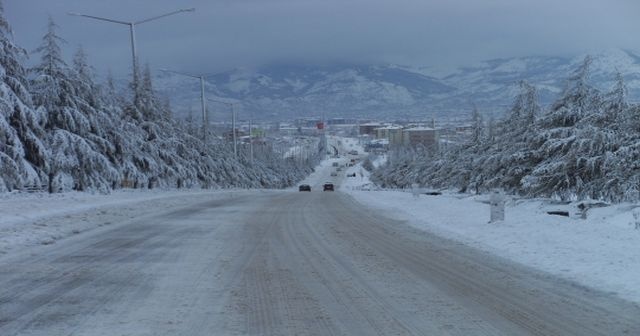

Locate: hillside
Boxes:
[155,49,640,121]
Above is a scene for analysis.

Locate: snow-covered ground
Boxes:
[341,151,640,304]
[3,134,640,306]
[0,189,251,256]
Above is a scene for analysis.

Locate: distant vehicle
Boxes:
[323,183,335,191]
[347,173,356,177]
[336,167,343,171]
[349,150,358,155]
[330,172,338,176]
[298,184,311,192]
[332,162,339,167]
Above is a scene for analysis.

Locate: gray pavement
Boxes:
[1,191,639,335]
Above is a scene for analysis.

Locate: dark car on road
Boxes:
[323,183,334,191]
[298,184,311,192]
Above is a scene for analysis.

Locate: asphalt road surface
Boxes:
[1,190,639,335]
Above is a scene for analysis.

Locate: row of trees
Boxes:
[373,57,640,202]
[0,5,319,193]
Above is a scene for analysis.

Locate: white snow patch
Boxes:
[0,189,248,255]
[339,136,640,304]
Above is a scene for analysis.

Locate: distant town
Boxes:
[207,116,474,157]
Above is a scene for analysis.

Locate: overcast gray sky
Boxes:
[6,0,640,76]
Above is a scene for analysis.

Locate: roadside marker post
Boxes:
[411,183,420,199]
[490,190,505,222]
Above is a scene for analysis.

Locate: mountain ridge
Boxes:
[153,49,640,121]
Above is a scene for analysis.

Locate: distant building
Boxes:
[327,118,358,125]
[359,123,383,136]
[375,126,404,146]
[295,118,322,128]
[365,139,389,153]
[402,127,440,149]
[455,124,473,132]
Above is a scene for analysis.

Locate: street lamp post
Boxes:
[68,8,195,82]
[248,110,253,165]
[159,69,207,141]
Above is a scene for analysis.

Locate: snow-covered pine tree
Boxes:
[30,17,76,130]
[600,75,640,201]
[0,0,47,191]
[478,81,541,192]
[70,46,125,185]
[0,10,341,193]
[470,104,484,146]
[521,56,603,199]
[371,60,640,202]
[564,74,623,201]
[138,63,159,121]
[123,58,144,122]
[31,17,117,192]
[94,69,145,189]
[601,72,627,128]
[184,105,196,136]
[71,47,98,108]
[462,104,491,193]
[486,115,495,143]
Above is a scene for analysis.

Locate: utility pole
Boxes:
[69,8,195,83]
[232,103,237,157]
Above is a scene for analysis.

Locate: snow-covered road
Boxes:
[1,188,639,335]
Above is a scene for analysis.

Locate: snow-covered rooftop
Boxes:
[371,139,389,145]
[403,127,438,131]
[375,125,403,130]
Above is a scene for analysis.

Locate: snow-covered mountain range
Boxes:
[154,49,640,121]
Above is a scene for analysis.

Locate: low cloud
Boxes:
[7,0,640,76]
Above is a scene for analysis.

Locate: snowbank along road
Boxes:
[1,188,640,335]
